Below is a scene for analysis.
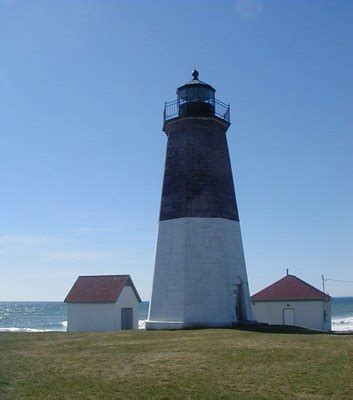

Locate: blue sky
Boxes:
[1,0,352,300]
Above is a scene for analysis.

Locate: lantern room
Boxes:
[163,70,230,129]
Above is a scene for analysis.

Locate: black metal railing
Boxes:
[163,98,230,123]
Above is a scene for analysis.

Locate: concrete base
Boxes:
[146,320,246,330]
[145,321,184,330]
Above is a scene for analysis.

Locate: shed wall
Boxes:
[252,300,331,331]
[67,286,139,332]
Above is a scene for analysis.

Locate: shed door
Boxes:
[283,308,295,326]
[121,308,133,330]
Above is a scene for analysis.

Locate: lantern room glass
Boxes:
[177,86,215,104]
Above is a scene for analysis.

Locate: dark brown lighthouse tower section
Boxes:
[160,118,239,221]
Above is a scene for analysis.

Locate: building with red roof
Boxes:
[64,275,141,332]
[251,274,331,331]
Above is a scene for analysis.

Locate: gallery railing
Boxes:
[163,98,230,123]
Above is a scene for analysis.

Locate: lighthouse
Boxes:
[146,71,254,329]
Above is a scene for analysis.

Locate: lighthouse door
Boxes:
[233,284,244,321]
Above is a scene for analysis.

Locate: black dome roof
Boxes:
[177,70,215,93]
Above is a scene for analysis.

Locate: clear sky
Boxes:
[1,0,352,301]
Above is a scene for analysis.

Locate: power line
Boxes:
[321,275,353,295]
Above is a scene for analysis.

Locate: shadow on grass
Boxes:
[165,323,325,334]
[175,323,337,335]
[234,323,353,335]
[234,323,326,334]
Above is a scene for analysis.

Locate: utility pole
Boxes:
[321,275,325,293]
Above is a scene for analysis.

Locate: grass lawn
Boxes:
[0,328,352,399]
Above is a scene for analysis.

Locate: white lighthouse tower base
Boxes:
[146,217,254,330]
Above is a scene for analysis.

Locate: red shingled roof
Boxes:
[251,275,330,302]
[64,275,141,303]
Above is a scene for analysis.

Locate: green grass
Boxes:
[0,328,352,399]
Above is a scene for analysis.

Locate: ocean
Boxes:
[0,298,352,332]
[331,297,353,332]
[0,301,150,332]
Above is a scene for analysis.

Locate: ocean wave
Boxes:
[0,327,53,332]
[332,316,353,332]
[0,322,68,333]
[1,321,146,332]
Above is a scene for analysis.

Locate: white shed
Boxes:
[64,275,141,332]
[251,274,331,332]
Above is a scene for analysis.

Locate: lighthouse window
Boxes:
[186,87,198,100]
[178,88,187,100]
[199,88,214,102]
